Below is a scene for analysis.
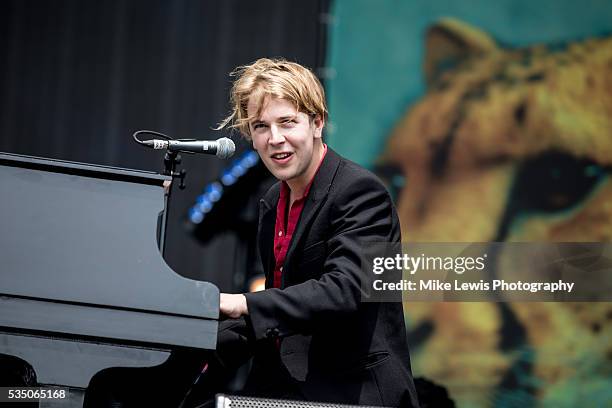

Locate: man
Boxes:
[215,58,419,407]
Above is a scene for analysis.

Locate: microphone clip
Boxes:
[163,150,187,190]
[132,130,189,189]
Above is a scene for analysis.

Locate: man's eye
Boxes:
[253,123,267,130]
[281,120,296,126]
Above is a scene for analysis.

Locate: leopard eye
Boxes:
[373,163,406,202]
[509,151,608,214]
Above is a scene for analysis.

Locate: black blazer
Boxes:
[244,148,419,407]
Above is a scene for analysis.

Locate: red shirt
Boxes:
[272,144,327,288]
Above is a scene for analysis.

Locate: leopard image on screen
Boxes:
[378,18,612,407]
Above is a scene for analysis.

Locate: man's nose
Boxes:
[269,125,285,145]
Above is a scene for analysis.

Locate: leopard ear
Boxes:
[424,18,498,87]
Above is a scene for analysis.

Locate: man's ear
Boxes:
[312,115,324,139]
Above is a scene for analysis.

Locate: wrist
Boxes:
[241,294,249,316]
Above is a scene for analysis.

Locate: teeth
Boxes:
[273,153,291,159]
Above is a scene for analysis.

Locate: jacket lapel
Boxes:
[281,149,342,286]
[259,184,279,287]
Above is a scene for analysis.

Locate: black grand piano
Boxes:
[0,152,220,406]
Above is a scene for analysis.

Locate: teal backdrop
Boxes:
[326,0,612,168]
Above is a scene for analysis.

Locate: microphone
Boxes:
[141,137,236,159]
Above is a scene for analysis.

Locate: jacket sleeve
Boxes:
[244,174,399,341]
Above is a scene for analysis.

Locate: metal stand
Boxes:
[163,150,187,185]
[158,151,187,256]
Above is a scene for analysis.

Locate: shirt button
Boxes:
[280,267,283,272]
[278,231,283,237]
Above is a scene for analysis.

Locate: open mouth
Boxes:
[271,152,293,163]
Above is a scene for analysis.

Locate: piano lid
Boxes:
[0,153,219,342]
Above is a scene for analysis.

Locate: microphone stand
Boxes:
[160,151,212,408]
[158,150,187,256]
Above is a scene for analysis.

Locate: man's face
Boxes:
[248,97,323,188]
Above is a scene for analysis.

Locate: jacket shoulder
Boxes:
[334,156,390,197]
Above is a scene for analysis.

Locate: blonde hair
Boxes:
[217,58,328,139]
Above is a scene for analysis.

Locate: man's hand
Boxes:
[219,293,248,319]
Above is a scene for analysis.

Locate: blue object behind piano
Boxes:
[189,150,260,225]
